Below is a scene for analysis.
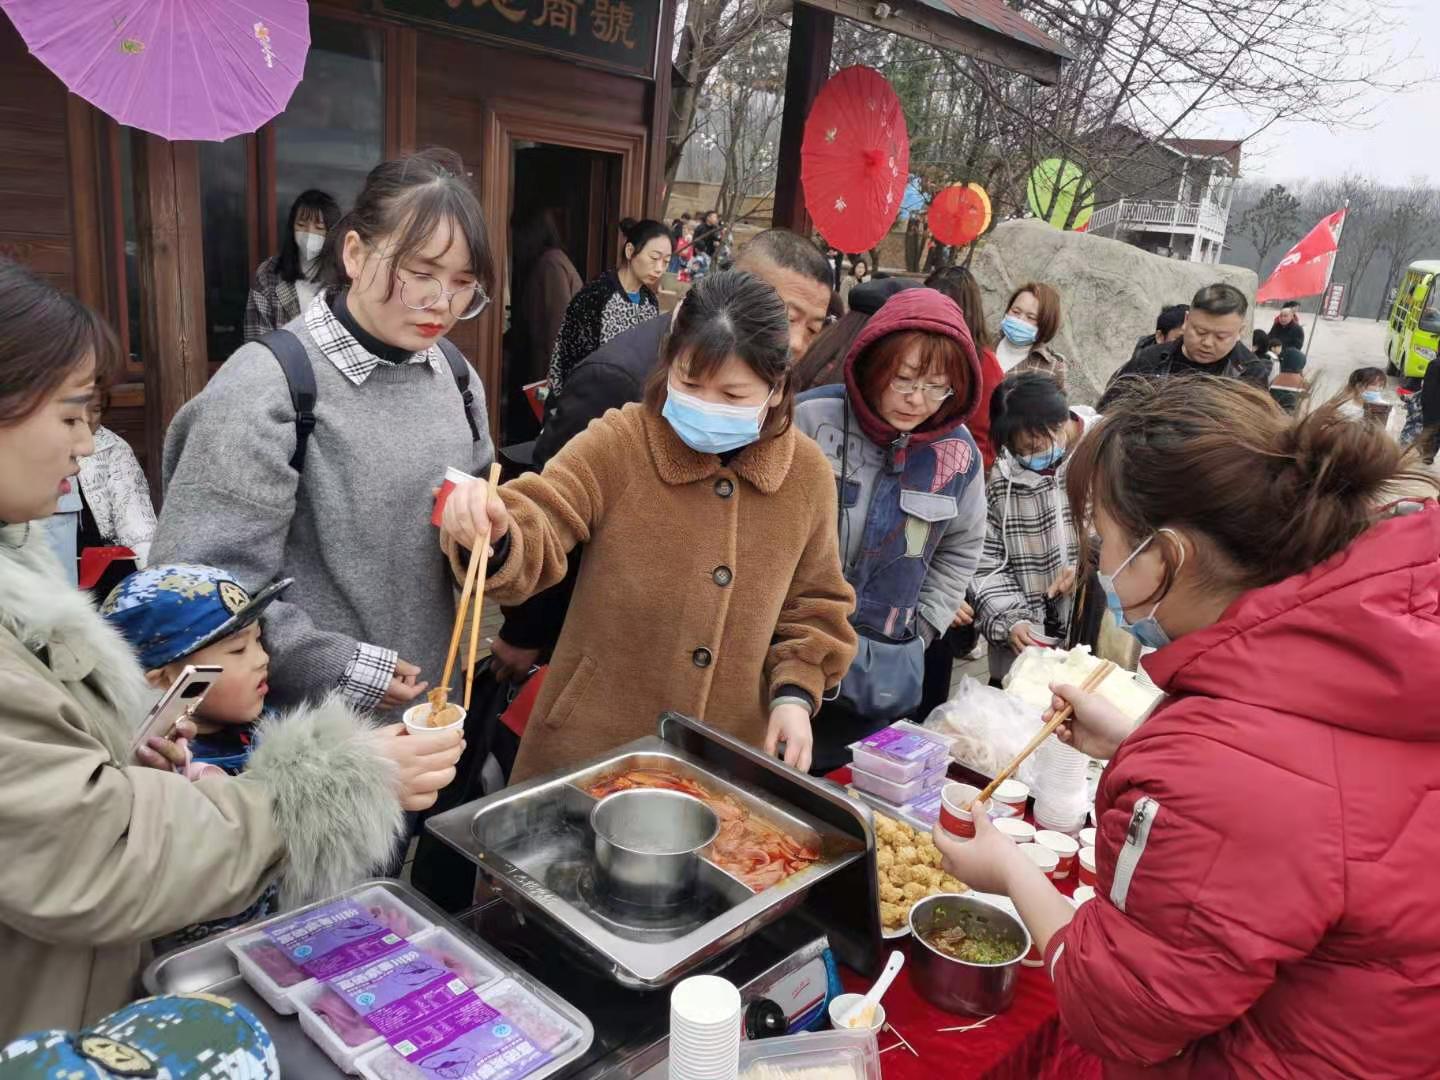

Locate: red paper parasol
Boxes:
[801,66,910,253]
[929,183,993,247]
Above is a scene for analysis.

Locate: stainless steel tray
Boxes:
[427,715,876,988]
[142,879,594,1079]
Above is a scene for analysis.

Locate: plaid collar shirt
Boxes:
[303,293,448,386]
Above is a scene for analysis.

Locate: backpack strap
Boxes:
[258,330,317,473]
[435,336,483,444]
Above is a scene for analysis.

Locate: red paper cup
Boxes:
[1019,844,1058,964]
[1078,827,1097,849]
[1035,830,1080,880]
[431,466,474,527]
[1079,846,1097,886]
[993,817,1036,844]
[938,782,990,839]
[991,779,1029,818]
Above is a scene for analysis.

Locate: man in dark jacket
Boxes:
[1269,300,1305,351]
[1129,303,1189,363]
[489,229,835,679]
[1100,283,1270,411]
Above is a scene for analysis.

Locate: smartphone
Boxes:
[128,664,223,759]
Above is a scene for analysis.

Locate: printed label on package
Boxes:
[390,992,553,1080]
[264,901,403,979]
[860,727,945,765]
[328,947,470,1039]
[905,787,945,828]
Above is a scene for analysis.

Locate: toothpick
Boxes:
[937,1015,995,1034]
[883,1021,919,1058]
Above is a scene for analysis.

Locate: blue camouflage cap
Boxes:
[101,564,291,671]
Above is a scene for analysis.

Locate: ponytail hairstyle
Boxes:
[643,269,794,439]
[618,217,671,266]
[1065,377,1437,605]
[323,148,495,299]
[0,258,120,426]
[1346,366,1386,395]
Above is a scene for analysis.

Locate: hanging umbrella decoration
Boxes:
[0,0,311,142]
[1026,158,1094,230]
[801,66,911,254]
[928,182,993,247]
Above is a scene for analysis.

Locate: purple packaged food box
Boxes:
[849,724,948,783]
[266,900,405,980]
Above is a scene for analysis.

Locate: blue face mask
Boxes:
[1096,529,1183,649]
[1000,315,1039,347]
[1361,389,1385,404]
[662,382,772,455]
[1016,444,1064,472]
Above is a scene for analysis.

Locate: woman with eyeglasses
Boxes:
[794,288,986,773]
[151,149,497,715]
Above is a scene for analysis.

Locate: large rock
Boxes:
[969,220,1259,405]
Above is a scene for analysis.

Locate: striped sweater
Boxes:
[972,407,1098,643]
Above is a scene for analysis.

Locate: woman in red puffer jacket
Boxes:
[934,377,1440,1078]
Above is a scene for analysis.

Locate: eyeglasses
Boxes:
[890,377,954,402]
[396,267,490,320]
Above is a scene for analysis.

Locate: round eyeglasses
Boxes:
[397,269,490,320]
[890,377,954,402]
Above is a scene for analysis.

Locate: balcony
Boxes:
[1086,198,1228,239]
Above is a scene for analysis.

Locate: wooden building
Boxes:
[0,0,1064,493]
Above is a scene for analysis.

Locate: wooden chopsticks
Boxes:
[434,462,503,715]
[971,660,1116,809]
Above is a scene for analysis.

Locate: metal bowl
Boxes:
[908,894,1031,1016]
[590,789,720,908]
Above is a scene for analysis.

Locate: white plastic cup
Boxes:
[402,701,466,736]
[991,778,1030,818]
[670,975,741,1080]
[827,992,886,1033]
[1035,830,1080,879]
[993,817,1036,844]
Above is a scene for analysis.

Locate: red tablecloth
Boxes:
[830,768,1103,1080]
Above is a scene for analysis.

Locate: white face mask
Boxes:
[296,230,325,265]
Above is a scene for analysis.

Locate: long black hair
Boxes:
[989,371,1070,455]
[618,218,671,265]
[323,148,496,298]
[276,189,342,284]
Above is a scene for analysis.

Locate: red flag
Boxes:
[1256,209,1346,303]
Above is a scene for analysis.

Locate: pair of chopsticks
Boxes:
[437,462,503,712]
[970,660,1116,808]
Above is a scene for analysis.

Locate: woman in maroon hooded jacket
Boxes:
[935,377,1440,1078]
[794,288,986,773]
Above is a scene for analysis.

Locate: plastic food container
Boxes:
[349,886,434,941]
[296,981,385,1073]
[990,779,1030,818]
[228,931,314,1015]
[850,725,948,783]
[356,978,584,1080]
[850,760,948,806]
[738,1027,881,1080]
[413,928,504,993]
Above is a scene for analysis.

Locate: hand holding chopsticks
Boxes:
[435,463,504,715]
[970,660,1116,810]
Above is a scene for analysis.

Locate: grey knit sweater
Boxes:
[150,316,493,712]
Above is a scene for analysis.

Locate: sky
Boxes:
[1219,2,1438,187]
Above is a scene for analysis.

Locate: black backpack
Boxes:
[258,329,483,472]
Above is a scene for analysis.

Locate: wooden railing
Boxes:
[1087,198,1227,236]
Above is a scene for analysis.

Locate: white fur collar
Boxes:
[0,522,151,758]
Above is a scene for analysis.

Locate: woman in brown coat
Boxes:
[443,270,857,780]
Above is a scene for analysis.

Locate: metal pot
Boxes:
[908,894,1030,1016]
[590,789,720,908]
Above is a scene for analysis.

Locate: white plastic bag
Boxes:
[922,675,1047,788]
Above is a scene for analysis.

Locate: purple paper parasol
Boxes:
[1,0,310,142]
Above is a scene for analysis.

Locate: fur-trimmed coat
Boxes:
[0,524,404,1039]
[446,404,858,782]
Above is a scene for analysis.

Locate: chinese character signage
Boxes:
[1322,282,1346,318]
[377,0,660,78]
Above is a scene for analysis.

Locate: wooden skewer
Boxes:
[464,462,503,710]
[970,660,1116,808]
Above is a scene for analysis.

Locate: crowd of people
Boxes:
[1,145,1437,1076]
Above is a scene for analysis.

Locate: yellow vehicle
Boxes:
[1385,260,1440,378]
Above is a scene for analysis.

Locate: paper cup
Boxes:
[938,782,990,839]
[431,466,474,527]
[402,701,466,735]
[1019,842,1058,876]
[1079,846,1097,886]
[1035,830,1080,880]
[993,817,1036,844]
[670,976,740,1080]
[991,779,1030,818]
[827,992,886,1033]
[1078,827,1097,849]
[1072,885,1096,906]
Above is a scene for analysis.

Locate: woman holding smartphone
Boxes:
[0,258,462,1040]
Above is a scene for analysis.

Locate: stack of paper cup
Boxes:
[669,975,741,1080]
[1032,736,1089,835]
